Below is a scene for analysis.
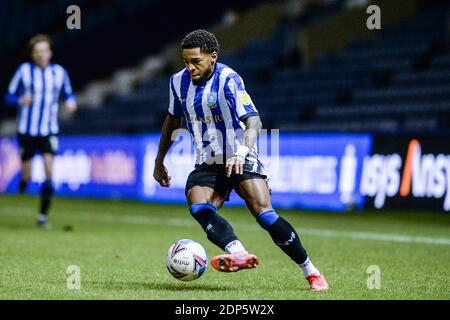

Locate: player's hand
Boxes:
[226,155,244,177]
[18,93,32,107]
[153,162,171,187]
[64,100,77,115]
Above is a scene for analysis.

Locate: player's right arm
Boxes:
[153,113,182,187]
[4,64,32,107]
[153,75,184,187]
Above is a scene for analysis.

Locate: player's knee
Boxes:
[21,169,31,181]
[256,209,279,230]
[45,172,53,181]
[44,167,53,180]
[211,198,225,209]
[189,202,218,216]
[247,200,272,217]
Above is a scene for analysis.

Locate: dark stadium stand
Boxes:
[2,0,449,135]
[0,0,271,132]
[58,0,450,135]
[247,1,450,133]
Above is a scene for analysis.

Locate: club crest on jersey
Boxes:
[207,92,217,108]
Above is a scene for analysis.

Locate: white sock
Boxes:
[224,240,247,254]
[298,257,320,277]
[37,213,47,222]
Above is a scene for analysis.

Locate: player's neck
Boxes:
[193,63,217,85]
[205,63,217,81]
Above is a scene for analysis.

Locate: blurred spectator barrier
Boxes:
[0,133,374,211]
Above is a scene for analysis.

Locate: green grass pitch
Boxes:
[0,194,449,300]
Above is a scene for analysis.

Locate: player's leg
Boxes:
[236,178,309,264]
[186,185,244,253]
[186,166,258,272]
[17,135,34,193]
[38,153,54,225]
[19,159,32,194]
[236,178,329,291]
[36,135,57,227]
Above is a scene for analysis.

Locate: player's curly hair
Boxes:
[181,29,220,54]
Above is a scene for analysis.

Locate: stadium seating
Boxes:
[59,0,450,135]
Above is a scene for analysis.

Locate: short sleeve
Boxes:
[224,74,258,121]
[168,75,183,117]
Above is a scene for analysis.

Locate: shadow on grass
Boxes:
[0,222,50,231]
[0,223,76,233]
[87,280,236,292]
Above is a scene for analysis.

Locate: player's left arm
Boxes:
[226,115,262,177]
[242,115,262,152]
[225,75,261,177]
[62,69,77,115]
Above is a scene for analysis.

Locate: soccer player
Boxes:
[153,30,328,291]
[4,34,77,228]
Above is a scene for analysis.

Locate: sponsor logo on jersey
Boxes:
[187,115,224,124]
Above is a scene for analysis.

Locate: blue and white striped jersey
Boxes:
[5,62,76,137]
[169,62,261,166]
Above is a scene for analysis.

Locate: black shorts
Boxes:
[17,134,58,161]
[185,159,269,201]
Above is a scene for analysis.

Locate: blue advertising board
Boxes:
[0,133,372,211]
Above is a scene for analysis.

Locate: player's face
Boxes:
[31,41,53,68]
[182,48,217,84]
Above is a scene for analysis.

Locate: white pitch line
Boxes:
[1,205,450,246]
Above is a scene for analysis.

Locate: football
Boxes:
[166,239,208,281]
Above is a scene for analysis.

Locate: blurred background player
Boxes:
[4,34,77,228]
[153,29,329,291]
